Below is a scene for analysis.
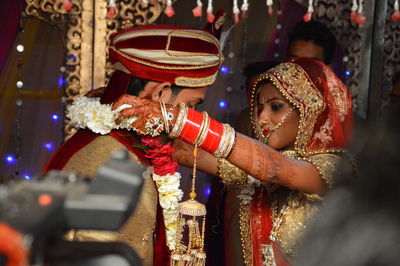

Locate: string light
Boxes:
[52,114,59,120]
[345,70,351,77]
[16,44,24,52]
[219,101,227,108]
[204,186,211,196]
[23,174,31,180]
[11,10,26,179]
[44,142,54,151]
[5,155,16,164]
[220,66,229,73]
[58,75,67,88]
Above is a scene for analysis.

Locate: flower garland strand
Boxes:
[355,0,366,24]
[241,0,249,19]
[207,0,215,23]
[350,0,358,21]
[192,0,203,18]
[165,0,175,17]
[107,0,117,19]
[391,0,400,21]
[233,0,240,24]
[266,0,273,17]
[303,0,313,22]
[141,136,183,250]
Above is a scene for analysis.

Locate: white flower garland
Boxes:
[66,96,137,135]
[151,169,183,250]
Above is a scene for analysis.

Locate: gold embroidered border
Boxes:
[175,72,219,87]
[217,159,247,187]
[239,201,253,266]
[299,153,342,188]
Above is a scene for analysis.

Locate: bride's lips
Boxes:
[263,129,271,137]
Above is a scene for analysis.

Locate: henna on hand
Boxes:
[112,94,179,135]
[227,133,323,193]
[227,134,291,186]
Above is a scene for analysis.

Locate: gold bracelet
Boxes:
[214,124,236,159]
[213,124,228,158]
[197,112,210,147]
[159,99,169,134]
[221,125,236,158]
[169,103,187,138]
[194,112,208,144]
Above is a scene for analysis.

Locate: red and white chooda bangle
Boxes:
[168,104,236,159]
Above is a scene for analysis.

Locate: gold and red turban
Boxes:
[109,11,225,88]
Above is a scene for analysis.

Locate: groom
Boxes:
[44,11,225,265]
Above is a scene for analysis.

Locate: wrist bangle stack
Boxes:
[179,108,203,144]
[172,107,236,159]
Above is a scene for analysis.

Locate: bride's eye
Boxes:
[271,103,283,112]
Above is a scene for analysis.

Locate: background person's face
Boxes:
[287,40,325,63]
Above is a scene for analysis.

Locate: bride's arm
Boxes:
[112,95,324,194]
[172,133,323,194]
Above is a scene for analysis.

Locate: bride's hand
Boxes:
[112,94,178,136]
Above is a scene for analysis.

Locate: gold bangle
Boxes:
[159,99,169,134]
[194,112,208,144]
[169,103,187,138]
[214,124,236,159]
[221,125,236,158]
[196,112,210,146]
[213,124,228,158]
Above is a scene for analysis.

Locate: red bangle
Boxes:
[178,108,203,144]
[199,117,224,154]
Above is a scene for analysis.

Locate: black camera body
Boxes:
[0,150,144,266]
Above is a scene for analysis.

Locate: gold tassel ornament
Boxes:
[170,144,207,266]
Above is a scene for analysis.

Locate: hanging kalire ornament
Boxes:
[170,144,207,266]
[303,0,313,22]
[192,0,203,18]
[266,0,273,17]
[207,0,215,23]
[391,0,400,22]
[233,0,240,24]
[241,0,249,19]
[165,0,175,17]
[62,0,73,11]
[107,0,117,19]
[350,0,358,21]
[355,0,366,24]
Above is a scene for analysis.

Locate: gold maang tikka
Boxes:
[170,143,207,266]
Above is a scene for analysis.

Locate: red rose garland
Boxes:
[140,135,183,250]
